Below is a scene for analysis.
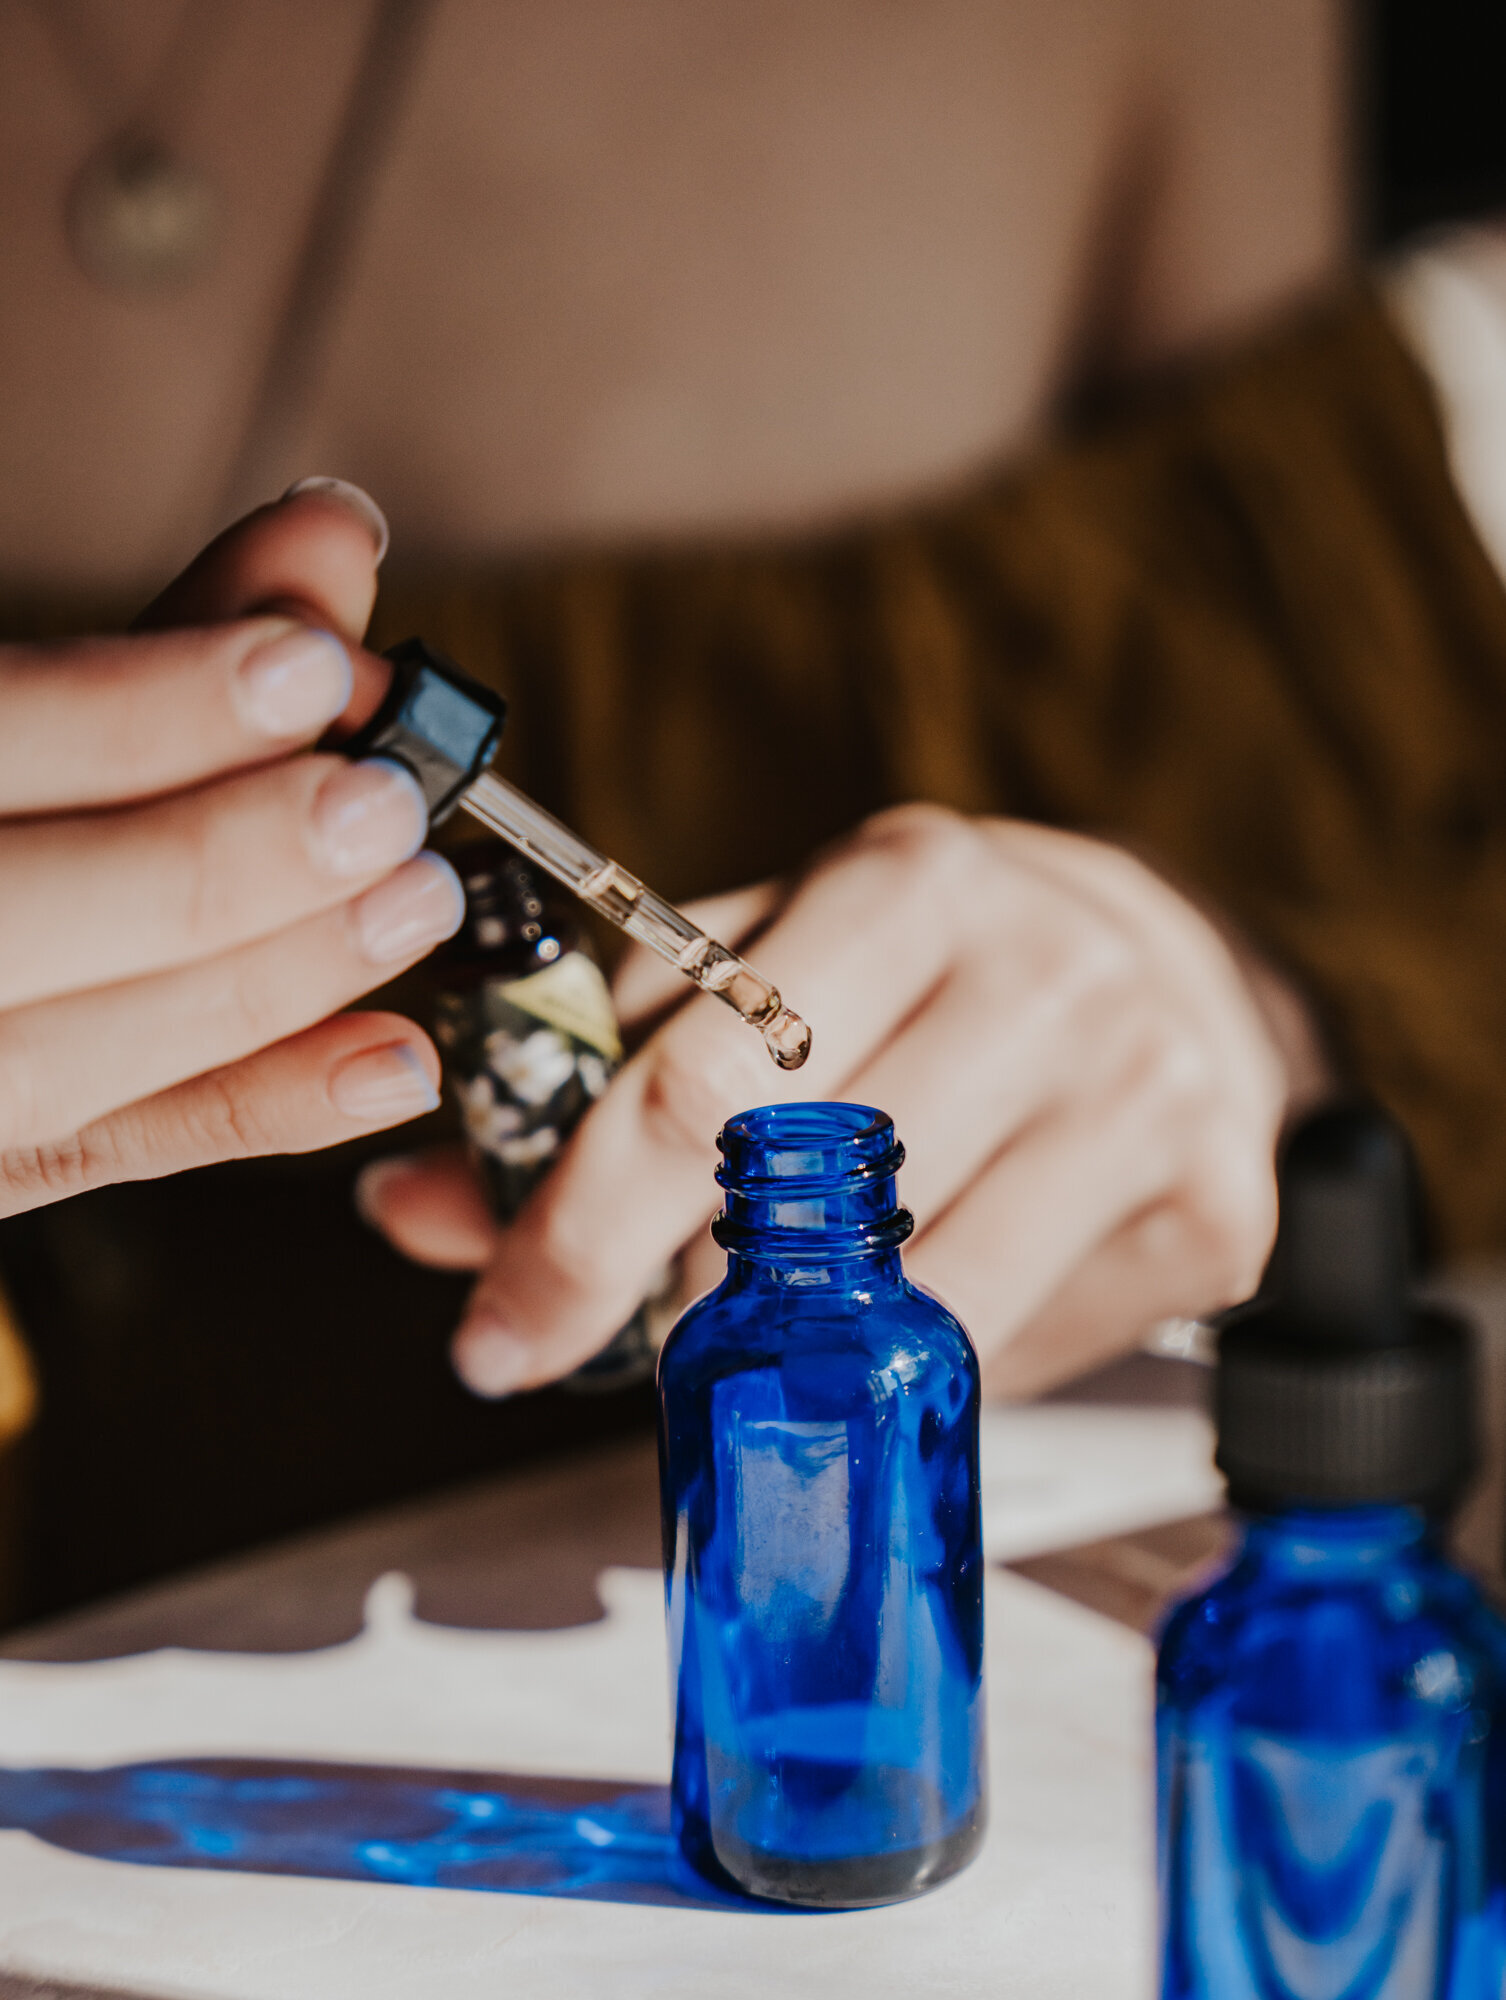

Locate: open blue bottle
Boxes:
[656,1102,987,1907]
[1158,1104,1506,1998]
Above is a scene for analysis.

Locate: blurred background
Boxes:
[1368,0,1506,246]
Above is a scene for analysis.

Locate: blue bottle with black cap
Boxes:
[656,1102,987,1907]
[1158,1103,1506,1998]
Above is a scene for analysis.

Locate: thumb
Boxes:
[136,479,388,648]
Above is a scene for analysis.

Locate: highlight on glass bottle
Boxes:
[656,1102,987,1908]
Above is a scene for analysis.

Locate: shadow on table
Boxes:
[0,1756,763,1911]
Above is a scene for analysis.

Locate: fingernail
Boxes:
[309,756,427,877]
[234,626,352,739]
[331,1049,439,1122]
[282,476,390,565]
[453,1314,533,1398]
[354,851,465,964]
[353,1153,419,1227]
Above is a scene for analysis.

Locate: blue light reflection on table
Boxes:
[0,1757,768,1909]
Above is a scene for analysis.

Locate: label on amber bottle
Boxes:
[497,954,623,1063]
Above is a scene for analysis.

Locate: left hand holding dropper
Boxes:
[0,484,461,1217]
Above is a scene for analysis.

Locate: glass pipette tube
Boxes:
[459,771,812,1070]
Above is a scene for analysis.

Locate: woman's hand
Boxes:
[362,804,1328,1399]
[0,485,462,1218]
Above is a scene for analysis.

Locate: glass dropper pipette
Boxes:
[458,770,812,1070]
[340,637,812,1071]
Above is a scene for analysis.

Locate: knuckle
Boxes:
[1076,837,1167,905]
[857,803,984,894]
[182,1070,276,1161]
[0,1130,113,1208]
[165,802,237,954]
[1180,1142,1280,1297]
[127,800,223,959]
[1131,1013,1215,1110]
[209,959,287,1055]
[861,800,964,847]
[966,911,1129,1036]
[970,839,1142,1006]
[1046,824,1184,921]
[1043,905,1139,1012]
[1093,1015,1222,1198]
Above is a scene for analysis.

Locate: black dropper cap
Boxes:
[341,638,507,824]
[1215,1102,1476,1514]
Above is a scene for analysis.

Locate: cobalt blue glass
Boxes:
[656,1102,987,1907]
[1157,1503,1506,1999]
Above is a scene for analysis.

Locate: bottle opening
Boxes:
[713,1103,912,1260]
[717,1102,902,1193]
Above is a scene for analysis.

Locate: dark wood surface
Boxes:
[0,1433,664,1660]
[0,1352,1221,1662]
[1012,1513,1233,1633]
[2,1329,1499,1665]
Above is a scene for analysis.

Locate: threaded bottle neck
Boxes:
[711,1102,914,1266]
[1238,1505,1429,1578]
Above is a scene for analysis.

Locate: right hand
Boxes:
[0,485,463,1218]
[367,807,1325,1401]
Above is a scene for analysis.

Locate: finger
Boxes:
[354,1147,498,1269]
[612,881,781,1031]
[451,806,983,1394]
[835,906,1152,1229]
[981,1206,1219,1401]
[903,1030,1208,1368]
[995,823,1286,1128]
[0,618,369,813]
[981,1162,1272,1402]
[0,753,428,1009]
[137,484,392,729]
[137,482,387,645]
[0,852,463,1152]
[675,1216,726,1304]
[0,1012,440,1219]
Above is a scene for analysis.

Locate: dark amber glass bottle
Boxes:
[431,839,658,1391]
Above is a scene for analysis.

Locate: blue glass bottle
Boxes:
[1159,1507,1506,1999]
[656,1102,987,1907]
[1157,1105,1506,1998]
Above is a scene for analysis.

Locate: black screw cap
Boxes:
[341,637,506,825]
[1215,1101,1476,1514]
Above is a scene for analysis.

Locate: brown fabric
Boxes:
[366,285,1506,1256]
